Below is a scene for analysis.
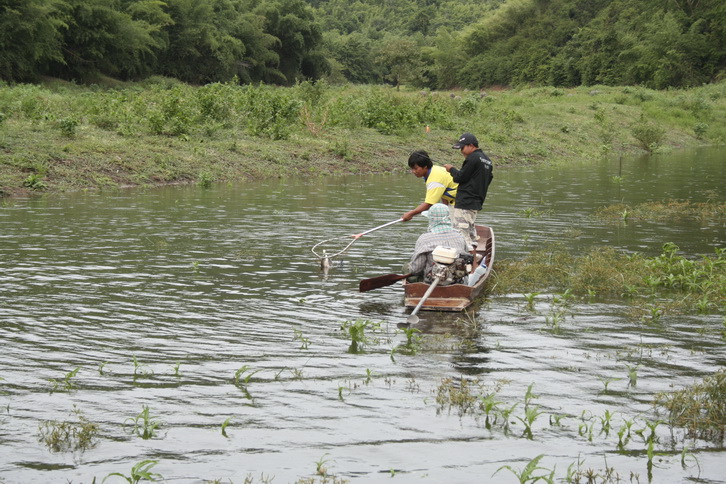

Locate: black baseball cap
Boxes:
[452,133,478,149]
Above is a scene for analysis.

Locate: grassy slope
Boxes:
[1,79,725,198]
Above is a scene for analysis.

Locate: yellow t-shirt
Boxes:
[424,166,458,205]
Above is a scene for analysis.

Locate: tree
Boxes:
[233,10,283,84]
[40,0,171,81]
[376,34,424,89]
[430,28,463,89]
[159,0,247,84]
[250,0,327,84]
[323,31,381,84]
[0,0,66,82]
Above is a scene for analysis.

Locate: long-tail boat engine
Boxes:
[425,247,474,285]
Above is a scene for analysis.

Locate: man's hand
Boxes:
[443,164,453,172]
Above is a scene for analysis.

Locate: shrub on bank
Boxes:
[1,80,725,196]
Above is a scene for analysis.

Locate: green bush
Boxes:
[58,117,79,137]
[631,115,666,152]
[196,83,234,123]
[241,85,301,140]
[458,94,480,115]
[23,174,47,190]
[694,122,709,139]
[359,91,418,134]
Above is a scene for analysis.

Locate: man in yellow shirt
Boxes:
[402,150,458,221]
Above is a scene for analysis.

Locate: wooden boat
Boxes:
[403,225,495,312]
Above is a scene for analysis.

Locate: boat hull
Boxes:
[403,225,494,312]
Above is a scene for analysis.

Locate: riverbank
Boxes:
[1,78,725,198]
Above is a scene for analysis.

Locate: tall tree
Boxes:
[250,0,327,84]
[323,31,381,84]
[0,0,66,82]
[44,0,171,81]
[159,0,247,84]
[233,10,283,84]
[376,34,424,89]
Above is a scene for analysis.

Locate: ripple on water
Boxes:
[1,150,725,482]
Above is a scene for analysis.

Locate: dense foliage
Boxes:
[1,0,725,87]
[0,0,327,85]
[315,0,726,89]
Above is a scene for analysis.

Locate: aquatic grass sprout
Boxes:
[221,417,233,437]
[595,200,726,223]
[491,242,725,315]
[624,364,639,388]
[616,424,631,450]
[435,377,481,416]
[132,356,152,380]
[516,405,544,439]
[233,365,259,399]
[598,376,621,393]
[363,369,375,385]
[494,454,554,484]
[656,369,726,442]
[103,459,162,484]
[49,367,80,393]
[38,406,99,453]
[599,409,615,435]
[523,292,540,311]
[315,453,331,476]
[401,326,422,348]
[234,365,259,387]
[293,328,311,349]
[393,326,422,357]
[126,406,161,440]
[338,319,382,353]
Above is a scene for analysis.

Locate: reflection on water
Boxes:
[0,147,724,482]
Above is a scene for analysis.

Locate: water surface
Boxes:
[0,146,724,483]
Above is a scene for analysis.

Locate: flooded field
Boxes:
[0,147,724,483]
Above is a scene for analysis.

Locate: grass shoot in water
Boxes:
[49,367,80,393]
[293,328,310,349]
[598,376,621,393]
[656,369,726,442]
[131,356,152,380]
[625,364,639,387]
[492,242,725,316]
[103,459,162,484]
[233,365,258,387]
[221,417,233,437]
[523,292,540,311]
[494,454,554,484]
[338,319,382,353]
[315,453,332,477]
[125,405,161,440]
[363,368,375,385]
[38,406,98,453]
